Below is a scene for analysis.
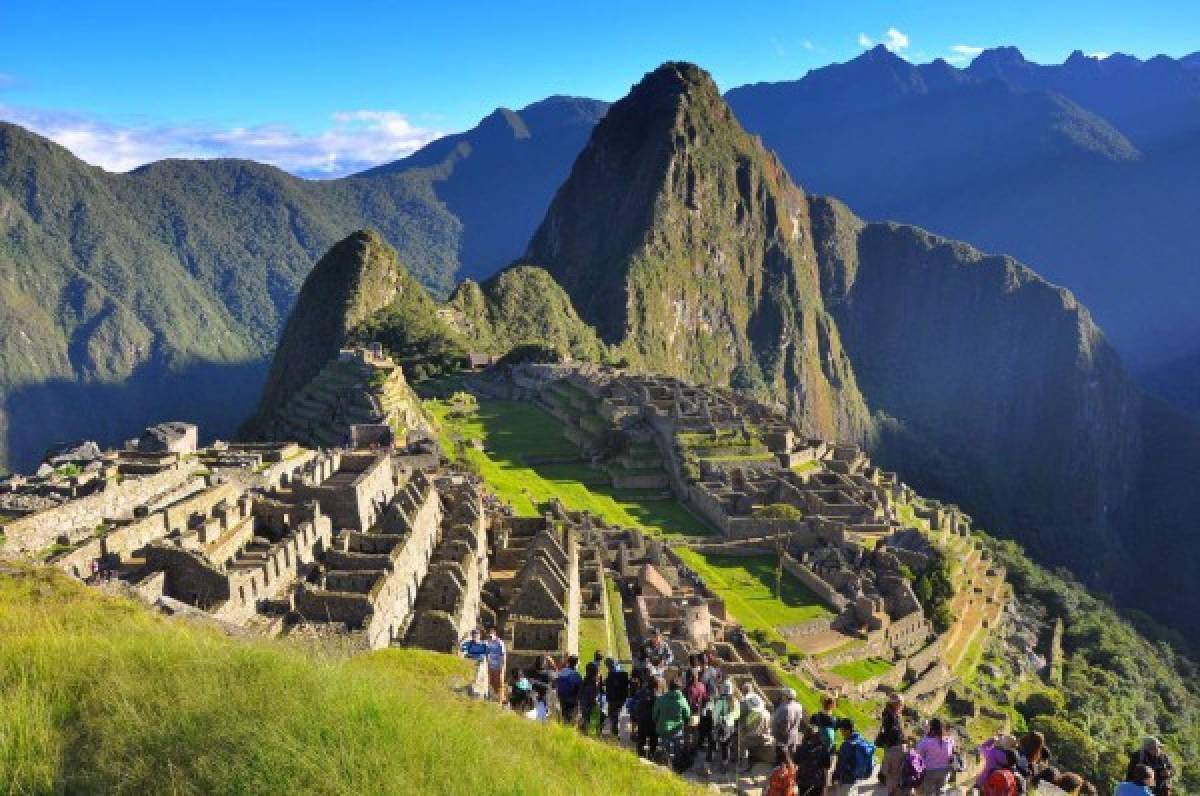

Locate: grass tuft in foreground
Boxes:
[0,567,699,795]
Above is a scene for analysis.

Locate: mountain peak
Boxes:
[968,45,1033,75]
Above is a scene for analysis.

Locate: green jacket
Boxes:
[652,690,692,736]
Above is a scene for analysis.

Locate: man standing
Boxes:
[459,628,490,697]
[555,654,583,723]
[485,628,507,703]
[603,657,630,737]
[1126,737,1174,796]
[641,627,674,675]
[877,693,908,793]
[738,686,775,772]
[771,687,805,763]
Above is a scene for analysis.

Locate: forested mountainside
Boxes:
[0,97,603,470]
[253,61,1199,643]
[524,62,871,443]
[726,45,1200,372]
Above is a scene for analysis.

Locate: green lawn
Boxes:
[696,452,775,463]
[671,550,832,649]
[605,576,633,662]
[578,617,610,666]
[429,398,714,538]
[829,656,894,684]
[791,460,821,474]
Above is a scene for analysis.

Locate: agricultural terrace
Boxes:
[427,396,712,538]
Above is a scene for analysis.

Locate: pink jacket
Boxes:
[916,735,955,770]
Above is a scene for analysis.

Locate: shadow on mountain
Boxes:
[4,358,270,473]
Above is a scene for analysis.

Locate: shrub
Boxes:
[752,503,803,520]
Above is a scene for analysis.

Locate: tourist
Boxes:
[794,722,833,796]
[641,627,674,673]
[1115,765,1156,796]
[976,735,1019,790]
[555,654,583,723]
[485,628,507,703]
[459,627,487,661]
[1125,737,1174,796]
[979,747,1027,796]
[737,687,774,773]
[771,687,804,763]
[603,657,630,737]
[633,675,661,758]
[530,657,556,691]
[877,693,908,794]
[706,680,741,773]
[914,717,955,794]
[459,628,489,698]
[579,661,605,736]
[525,683,550,722]
[810,695,838,758]
[700,651,722,696]
[1018,731,1049,785]
[765,748,799,796]
[653,679,692,765]
[686,666,711,752]
[832,718,876,794]
[508,667,532,712]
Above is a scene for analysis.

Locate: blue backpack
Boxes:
[847,736,876,781]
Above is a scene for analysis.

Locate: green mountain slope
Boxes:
[809,197,1139,578]
[252,235,606,426]
[525,62,871,441]
[0,98,603,470]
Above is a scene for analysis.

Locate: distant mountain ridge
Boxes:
[726,45,1200,370]
[0,96,604,470]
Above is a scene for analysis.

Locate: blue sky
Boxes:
[3,0,1197,176]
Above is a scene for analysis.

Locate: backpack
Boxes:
[766,765,798,796]
[819,725,837,753]
[847,736,876,781]
[982,768,1020,796]
[901,749,927,788]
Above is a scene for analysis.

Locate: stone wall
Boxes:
[781,552,849,612]
[0,465,198,555]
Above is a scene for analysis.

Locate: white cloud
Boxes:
[0,105,443,177]
[883,27,909,53]
[802,39,816,51]
[1088,51,1111,59]
[946,44,986,65]
[858,27,909,54]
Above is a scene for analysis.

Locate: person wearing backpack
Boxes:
[1125,737,1174,796]
[976,734,1019,791]
[766,748,799,796]
[632,676,661,758]
[795,722,833,796]
[1115,764,1157,796]
[832,717,876,795]
[981,748,1028,796]
[915,717,955,794]
[810,695,838,759]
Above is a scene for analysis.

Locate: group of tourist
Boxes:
[459,627,1177,796]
